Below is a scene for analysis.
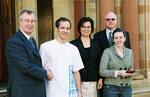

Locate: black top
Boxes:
[70,38,102,81]
[82,47,90,64]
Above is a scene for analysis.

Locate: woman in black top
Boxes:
[70,17,103,97]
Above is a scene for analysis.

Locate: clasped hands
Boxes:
[117,70,135,78]
[47,69,53,80]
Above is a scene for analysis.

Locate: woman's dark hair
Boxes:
[112,28,127,39]
[77,17,94,36]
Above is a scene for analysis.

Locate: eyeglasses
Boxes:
[106,18,115,21]
[21,19,35,24]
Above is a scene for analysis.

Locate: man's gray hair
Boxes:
[19,9,37,20]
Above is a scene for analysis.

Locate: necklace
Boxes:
[84,42,90,48]
[81,36,91,48]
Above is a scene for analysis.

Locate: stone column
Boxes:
[144,0,150,79]
[98,0,115,30]
[114,0,122,27]
[74,0,85,38]
[122,0,139,68]
[122,0,144,79]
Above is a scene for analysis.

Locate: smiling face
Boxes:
[19,12,36,35]
[105,12,117,30]
[80,21,92,37]
[113,31,126,48]
[56,21,71,42]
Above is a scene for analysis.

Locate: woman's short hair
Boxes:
[77,17,94,36]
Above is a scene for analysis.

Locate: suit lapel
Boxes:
[17,31,40,57]
[112,46,127,58]
[104,29,110,47]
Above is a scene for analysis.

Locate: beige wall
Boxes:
[86,0,96,32]
[53,0,75,41]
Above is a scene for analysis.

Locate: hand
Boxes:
[97,79,103,89]
[77,92,82,97]
[117,70,131,77]
[47,69,53,80]
[77,94,82,97]
[126,69,136,73]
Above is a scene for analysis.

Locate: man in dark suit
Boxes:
[5,9,53,97]
[94,11,131,97]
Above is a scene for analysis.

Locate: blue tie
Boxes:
[29,37,35,48]
[108,32,112,46]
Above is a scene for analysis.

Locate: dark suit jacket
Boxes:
[5,30,47,97]
[70,38,102,81]
[94,28,131,52]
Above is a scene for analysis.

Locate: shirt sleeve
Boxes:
[99,49,116,78]
[39,44,49,70]
[72,47,84,72]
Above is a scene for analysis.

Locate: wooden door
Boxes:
[37,0,53,45]
[0,0,15,83]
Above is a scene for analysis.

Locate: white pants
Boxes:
[81,82,97,97]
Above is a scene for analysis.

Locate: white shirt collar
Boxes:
[106,28,116,39]
[20,29,31,40]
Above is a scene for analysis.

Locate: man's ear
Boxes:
[55,27,58,33]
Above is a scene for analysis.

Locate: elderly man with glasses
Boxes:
[94,11,131,52]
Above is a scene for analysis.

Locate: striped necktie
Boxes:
[108,32,112,46]
[29,37,35,48]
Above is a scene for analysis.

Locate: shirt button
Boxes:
[120,83,123,86]
[126,83,128,86]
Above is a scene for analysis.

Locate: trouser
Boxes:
[103,84,132,97]
[81,82,97,97]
